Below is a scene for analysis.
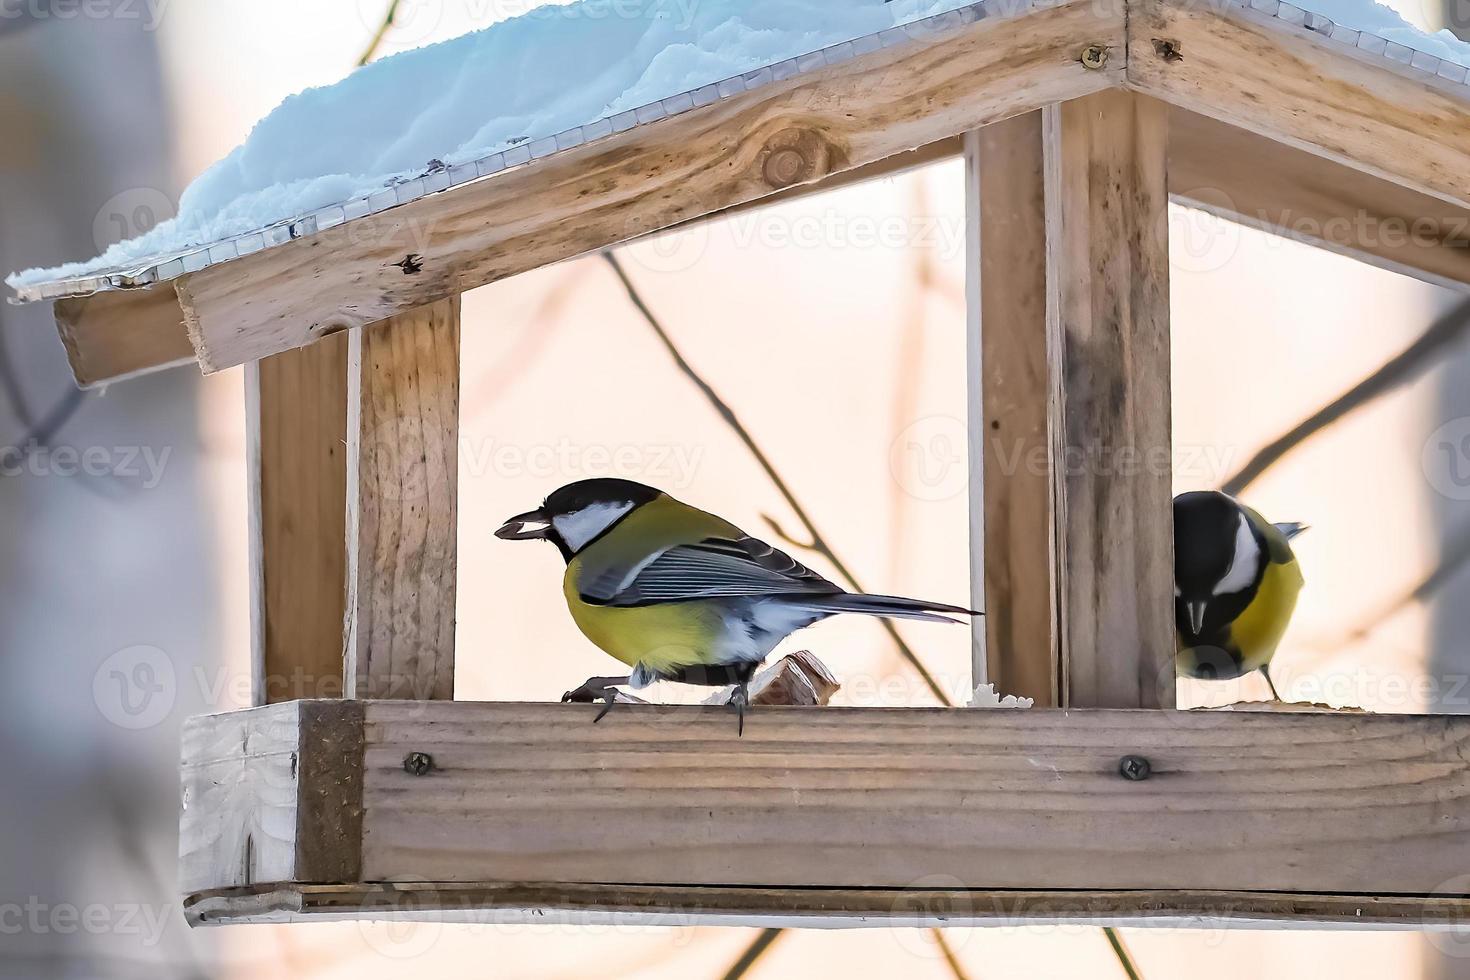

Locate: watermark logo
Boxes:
[92,187,174,252]
[890,416,969,502]
[890,875,974,959]
[1168,196,1243,275]
[356,0,444,52]
[92,645,175,730]
[1423,417,1470,500]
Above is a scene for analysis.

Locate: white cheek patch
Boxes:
[1213,512,1261,597]
[553,500,634,553]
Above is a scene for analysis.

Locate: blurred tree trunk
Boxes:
[0,7,220,978]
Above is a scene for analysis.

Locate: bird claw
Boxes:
[727,683,749,737]
[562,680,619,722]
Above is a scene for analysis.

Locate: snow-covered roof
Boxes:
[8,0,1470,303]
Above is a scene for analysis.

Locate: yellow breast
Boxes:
[1226,557,1304,673]
[562,568,725,674]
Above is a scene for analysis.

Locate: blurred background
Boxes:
[2,0,1470,977]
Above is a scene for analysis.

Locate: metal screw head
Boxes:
[403,751,434,776]
[1080,44,1110,70]
[1119,755,1152,781]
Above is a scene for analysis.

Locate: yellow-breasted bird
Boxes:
[1174,490,1306,700]
[497,478,978,731]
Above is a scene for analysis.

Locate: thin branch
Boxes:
[720,928,784,980]
[1104,928,1142,980]
[1316,517,1470,650]
[358,0,403,66]
[1221,297,1470,495]
[932,930,974,980]
[601,250,952,705]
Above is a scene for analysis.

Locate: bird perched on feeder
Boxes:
[1174,490,1306,700]
[496,478,978,732]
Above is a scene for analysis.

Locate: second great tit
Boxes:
[1174,490,1306,700]
[497,478,978,731]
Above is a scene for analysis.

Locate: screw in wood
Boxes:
[1079,44,1110,70]
[1119,755,1152,781]
[403,751,434,776]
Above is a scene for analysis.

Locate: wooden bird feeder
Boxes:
[16,0,1470,929]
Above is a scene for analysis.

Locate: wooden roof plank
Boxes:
[1129,0,1470,211]
[175,0,1123,373]
[1170,107,1470,293]
[54,286,192,389]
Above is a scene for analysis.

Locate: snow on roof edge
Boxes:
[10,0,1470,305]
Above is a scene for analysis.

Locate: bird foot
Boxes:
[727,683,750,737]
[561,677,625,722]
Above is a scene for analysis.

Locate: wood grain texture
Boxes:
[173,0,1122,373]
[180,701,363,894]
[1128,0,1470,210]
[246,335,350,705]
[1169,107,1470,293]
[967,116,1060,706]
[344,297,460,700]
[178,701,1470,905]
[184,881,1470,929]
[53,286,193,388]
[1045,92,1175,709]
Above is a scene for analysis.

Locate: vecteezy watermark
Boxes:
[354,0,703,58]
[0,443,171,489]
[462,438,704,489]
[93,186,175,253]
[354,880,702,959]
[0,0,171,31]
[1423,416,1470,501]
[92,646,176,730]
[622,210,968,275]
[890,417,1239,502]
[0,898,171,945]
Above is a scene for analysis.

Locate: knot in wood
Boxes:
[759,128,831,190]
[403,751,434,776]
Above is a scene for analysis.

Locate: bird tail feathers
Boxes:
[793,593,980,624]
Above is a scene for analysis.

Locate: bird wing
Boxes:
[580,535,841,607]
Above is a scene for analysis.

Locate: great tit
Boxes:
[1174,490,1306,700]
[497,478,978,731]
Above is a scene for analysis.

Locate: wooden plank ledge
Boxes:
[184,882,1470,929]
[180,700,1470,925]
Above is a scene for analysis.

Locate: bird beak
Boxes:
[1185,599,1208,635]
[496,509,551,541]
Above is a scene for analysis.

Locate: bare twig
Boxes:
[601,250,953,704]
[1104,928,1142,980]
[720,928,784,980]
[358,0,404,66]
[932,930,974,980]
[1221,297,1470,495]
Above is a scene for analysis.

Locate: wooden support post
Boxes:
[970,92,1174,710]
[968,114,1059,706]
[344,297,461,700]
[246,335,350,706]
[1046,92,1175,709]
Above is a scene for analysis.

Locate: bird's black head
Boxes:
[1174,490,1263,638]
[496,478,663,561]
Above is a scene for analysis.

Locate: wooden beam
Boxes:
[180,701,363,893]
[173,0,1123,373]
[1169,107,1470,293]
[246,336,350,705]
[967,114,1060,706]
[1129,0,1470,211]
[54,286,193,388]
[180,701,1470,921]
[1045,92,1175,709]
[343,298,460,700]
